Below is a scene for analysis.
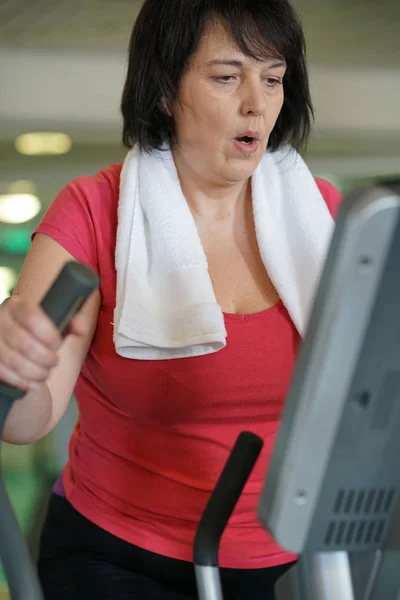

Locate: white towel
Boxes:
[114,145,334,360]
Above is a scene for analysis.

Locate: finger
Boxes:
[67,313,90,337]
[2,325,58,369]
[0,341,55,384]
[0,360,37,393]
[7,302,61,349]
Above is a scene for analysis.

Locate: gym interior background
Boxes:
[0,0,399,596]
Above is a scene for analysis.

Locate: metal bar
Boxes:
[0,476,44,600]
[195,566,223,600]
[301,552,355,600]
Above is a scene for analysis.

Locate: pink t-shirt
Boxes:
[34,163,341,569]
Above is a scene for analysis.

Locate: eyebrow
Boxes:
[206,58,287,69]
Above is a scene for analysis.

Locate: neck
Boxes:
[172,150,251,220]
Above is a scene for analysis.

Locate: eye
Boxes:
[214,75,237,84]
[265,78,282,87]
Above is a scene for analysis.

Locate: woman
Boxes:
[0,1,341,598]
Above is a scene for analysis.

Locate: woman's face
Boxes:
[171,20,286,187]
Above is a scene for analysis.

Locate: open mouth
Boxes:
[233,135,259,155]
[235,136,255,145]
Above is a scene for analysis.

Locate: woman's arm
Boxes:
[2,233,100,445]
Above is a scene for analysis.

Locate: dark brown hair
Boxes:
[121,0,314,153]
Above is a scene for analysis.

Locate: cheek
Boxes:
[184,81,229,122]
[267,93,285,128]
[179,99,230,146]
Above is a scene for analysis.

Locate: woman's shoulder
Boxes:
[42,162,122,234]
[47,162,122,235]
[34,162,122,273]
[66,162,122,211]
[314,177,342,220]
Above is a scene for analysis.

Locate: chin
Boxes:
[229,155,263,179]
[223,164,257,184]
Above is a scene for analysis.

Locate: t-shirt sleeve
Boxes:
[33,179,99,272]
[315,178,342,220]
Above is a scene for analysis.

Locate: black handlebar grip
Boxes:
[40,261,99,331]
[193,431,263,567]
[0,261,99,407]
[0,261,98,600]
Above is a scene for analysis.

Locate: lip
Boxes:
[235,130,261,142]
[233,138,259,156]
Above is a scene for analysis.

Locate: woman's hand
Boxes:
[0,296,87,393]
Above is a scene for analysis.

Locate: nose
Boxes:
[240,77,267,117]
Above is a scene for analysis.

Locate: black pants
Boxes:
[38,493,294,600]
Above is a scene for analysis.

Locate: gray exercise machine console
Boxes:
[194,181,400,600]
[258,181,400,599]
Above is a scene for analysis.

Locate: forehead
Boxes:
[191,18,281,67]
[193,19,242,62]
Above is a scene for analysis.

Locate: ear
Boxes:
[160,97,173,117]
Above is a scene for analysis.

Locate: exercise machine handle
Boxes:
[194,431,263,600]
[0,261,99,600]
